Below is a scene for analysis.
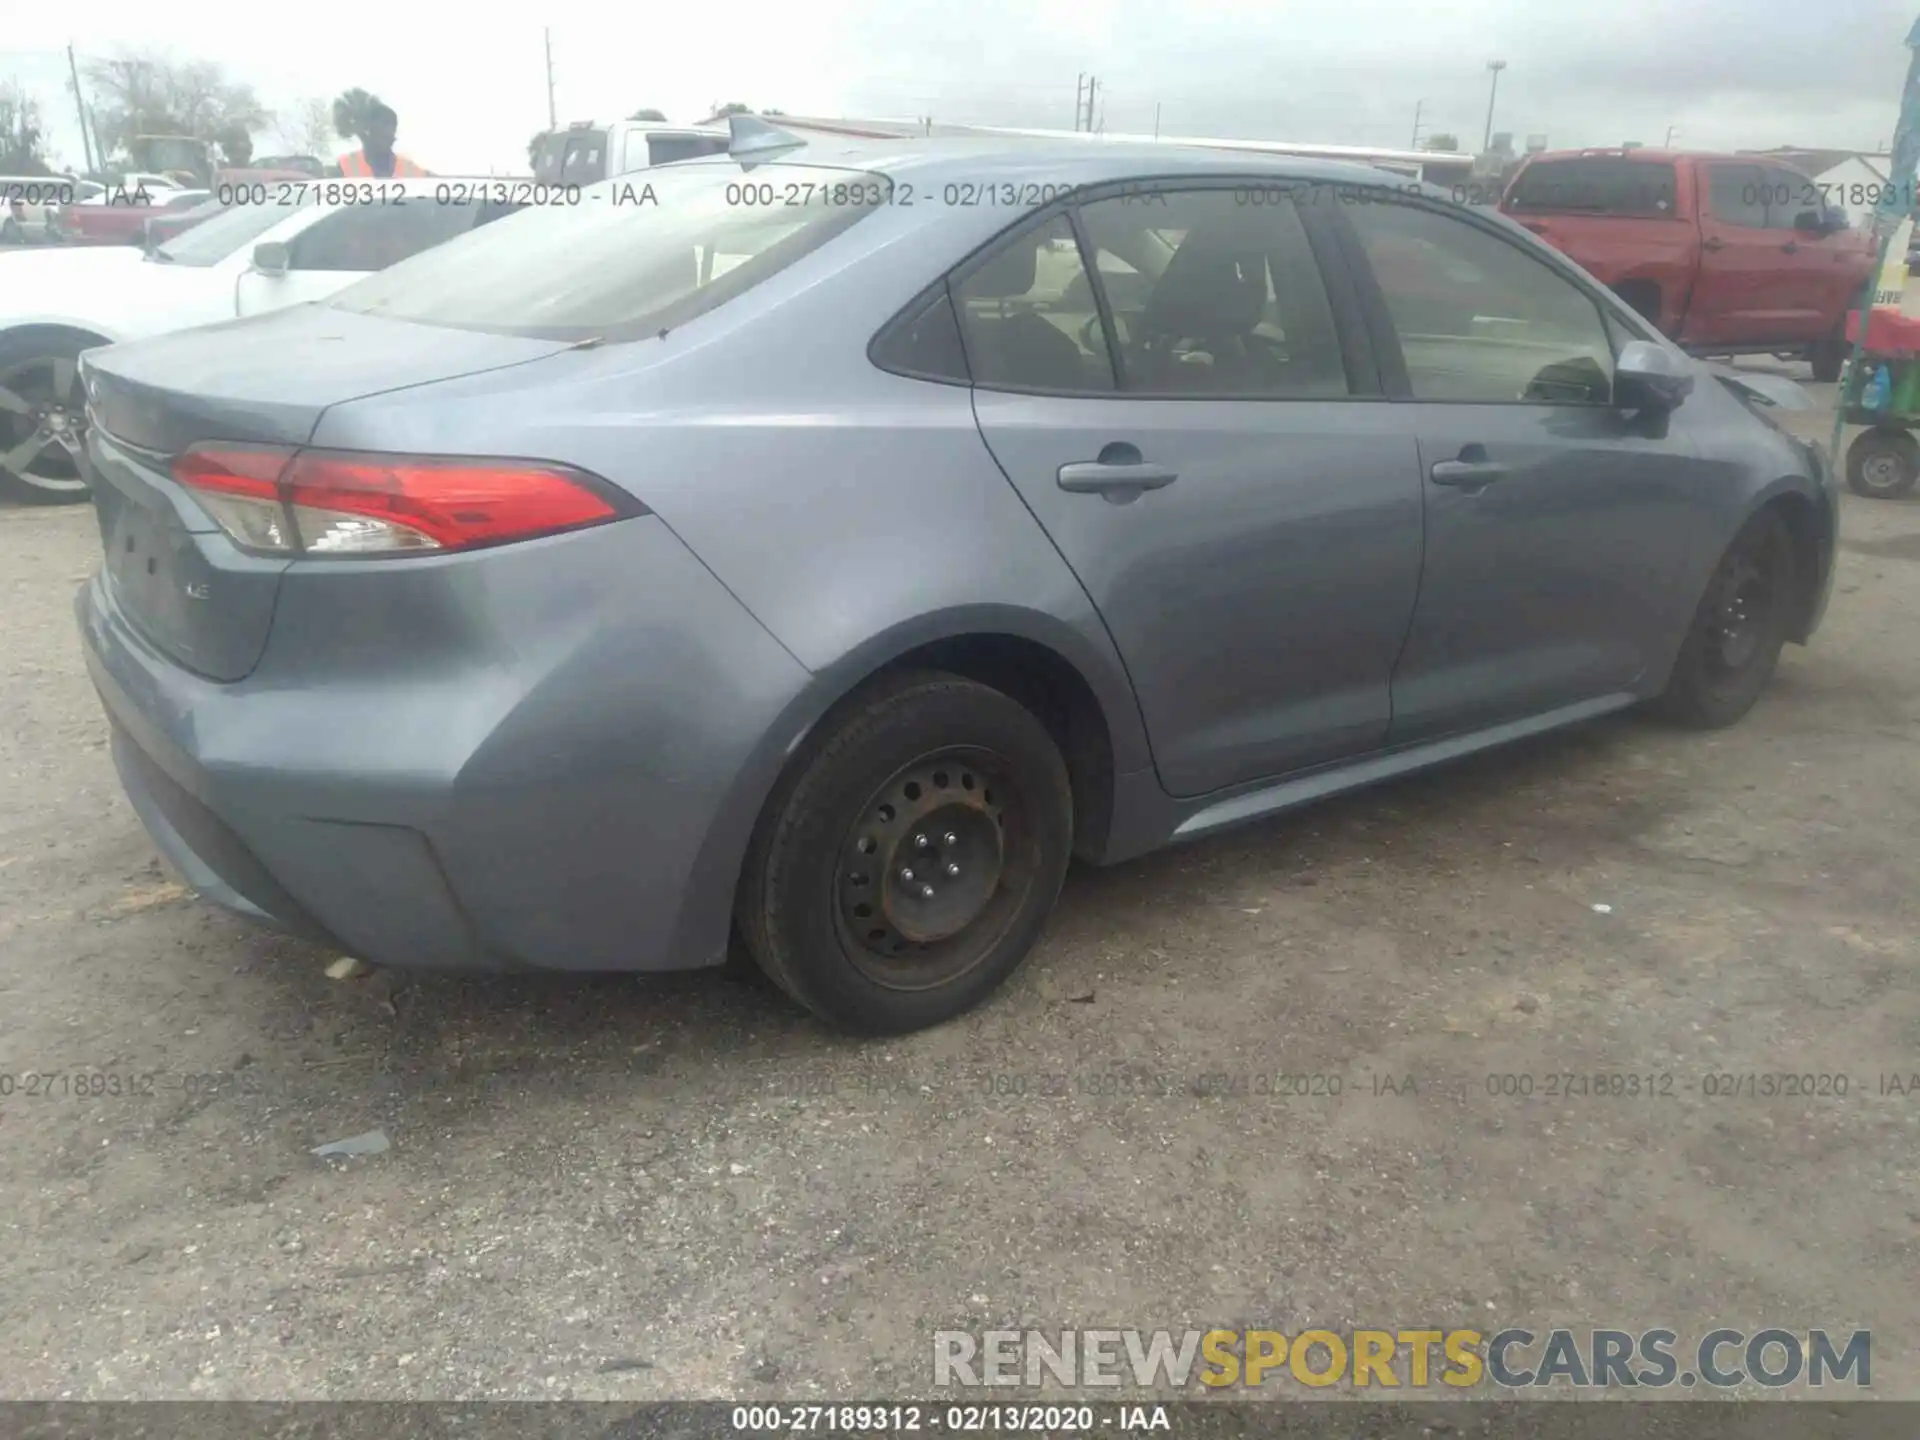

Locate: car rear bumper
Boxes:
[77,516,815,973]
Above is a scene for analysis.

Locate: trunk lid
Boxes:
[83,306,578,681]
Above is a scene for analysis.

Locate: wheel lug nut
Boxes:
[920,884,936,899]
[945,862,960,876]
[914,834,930,850]
[899,867,915,883]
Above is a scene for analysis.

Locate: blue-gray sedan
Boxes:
[74,128,1838,1032]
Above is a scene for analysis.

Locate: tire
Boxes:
[1652,510,1798,729]
[0,218,22,245]
[1846,428,1919,499]
[736,670,1073,1034]
[1809,330,1845,385]
[0,329,102,504]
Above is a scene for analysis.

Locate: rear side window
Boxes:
[327,163,885,340]
[1076,186,1349,397]
[289,198,493,273]
[650,134,731,167]
[533,129,610,186]
[1506,158,1677,217]
[952,214,1116,393]
[871,287,970,383]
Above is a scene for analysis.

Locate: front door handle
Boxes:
[1782,241,1799,254]
[1703,236,1726,252]
[1058,443,1179,500]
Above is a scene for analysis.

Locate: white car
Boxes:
[0,177,526,501]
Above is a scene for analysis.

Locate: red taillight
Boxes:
[171,444,635,557]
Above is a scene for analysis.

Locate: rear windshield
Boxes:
[532,129,611,186]
[1505,158,1678,217]
[325,161,888,340]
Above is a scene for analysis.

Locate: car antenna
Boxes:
[727,114,806,171]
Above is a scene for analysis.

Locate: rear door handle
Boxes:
[1058,457,1179,497]
[1782,241,1799,254]
[1703,236,1726,252]
[1430,457,1510,487]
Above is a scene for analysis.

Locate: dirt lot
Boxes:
[2,372,1917,1401]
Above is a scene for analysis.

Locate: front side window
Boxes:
[327,162,885,340]
[1347,200,1614,404]
[951,213,1116,393]
[1076,186,1349,397]
[1706,164,1771,229]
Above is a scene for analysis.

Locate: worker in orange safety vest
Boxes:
[333,103,428,178]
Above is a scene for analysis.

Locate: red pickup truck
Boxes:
[1500,149,1876,382]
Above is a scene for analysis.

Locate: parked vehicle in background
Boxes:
[251,154,327,177]
[2,176,102,243]
[0,178,529,501]
[530,118,731,185]
[1501,149,1873,381]
[59,188,210,247]
[73,126,1838,1034]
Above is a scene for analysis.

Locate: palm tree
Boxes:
[331,88,383,142]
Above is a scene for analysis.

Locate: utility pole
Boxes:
[66,42,95,174]
[1154,102,1161,140]
[1075,74,1086,132]
[1482,59,1507,153]
[1411,98,1425,151]
[544,28,557,129]
[1664,124,1677,147]
[1084,75,1100,133]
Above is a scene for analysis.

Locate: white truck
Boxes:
[529,119,732,186]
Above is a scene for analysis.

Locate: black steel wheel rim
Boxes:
[1704,536,1775,675]
[0,353,89,495]
[832,748,1038,991]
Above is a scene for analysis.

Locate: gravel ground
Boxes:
[1,370,1916,1401]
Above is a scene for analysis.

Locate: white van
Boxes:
[529,120,732,186]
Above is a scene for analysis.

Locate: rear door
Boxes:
[1332,195,1706,744]
[1688,162,1796,345]
[234,198,518,315]
[964,183,1425,797]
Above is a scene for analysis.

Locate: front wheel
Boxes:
[1651,510,1797,730]
[1846,427,1919,499]
[736,671,1073,1034]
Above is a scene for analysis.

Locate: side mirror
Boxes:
[1793,209,1825,235]
[251,240,290,276]
[1615,339,1694,411]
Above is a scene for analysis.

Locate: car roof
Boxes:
[670,135,1444,196]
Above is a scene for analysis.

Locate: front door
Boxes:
[961,187,1424,798]
[1335,194,1707,744]
[1687,162,1805,347]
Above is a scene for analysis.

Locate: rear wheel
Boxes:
[736,670,1073,1034]
[0,330,100,504]
[1652,510,1797,729]
[1846,428,1919,499]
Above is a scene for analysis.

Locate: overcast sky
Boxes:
[4,0,1916,175]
